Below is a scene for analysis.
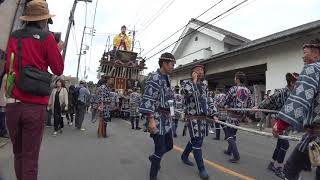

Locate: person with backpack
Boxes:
[75,81,90,131]
[66,85,75,126]
[218,71,252,163]
[5,1,64,179]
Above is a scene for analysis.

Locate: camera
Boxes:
[52,32,61,43]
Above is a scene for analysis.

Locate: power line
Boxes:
[133,0,153,27]
[145,0,249,61]
[139,0,172,27]
[212,0,257,25]
[137,0,176,36]
[142,0,225,57]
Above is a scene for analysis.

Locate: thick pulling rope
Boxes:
[225,108,279,114]
[174,109,301,141]
[214,120,301,141]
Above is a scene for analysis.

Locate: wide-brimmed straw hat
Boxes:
[20,0,55,22]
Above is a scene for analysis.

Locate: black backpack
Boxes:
[73,87,81,105]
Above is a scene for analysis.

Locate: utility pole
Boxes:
[76,26,94,82]
[76,26,86,82]
[62,0,92,62]
[131,26,136,51]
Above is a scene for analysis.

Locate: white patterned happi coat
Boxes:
[278,62,320,152]
[139,69,175,135]
[181,80,216,138]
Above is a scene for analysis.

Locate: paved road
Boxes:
[0,114,315,180]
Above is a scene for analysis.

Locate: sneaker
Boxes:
[275,167,285,179]
[59,129,63,134]
[46,125,52,128]
[52,131,58,136]
[209,130,214,134]
[213,137,220,140]
[80,128,86,131]
[69,122,73,126]
[267,162,276,172]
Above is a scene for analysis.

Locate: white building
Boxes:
[173,19,250,67]
[172,19,320,102]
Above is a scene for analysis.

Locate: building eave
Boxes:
[173,20,320,74]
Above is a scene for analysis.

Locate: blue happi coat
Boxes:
[129,92,142,117]
[278,62,320,152]
[214,93,228,121]
[98,84,111,121]
[223,84,252,125]
[174,93,184,120]
[139,69,175,135]
[181,80,216,138]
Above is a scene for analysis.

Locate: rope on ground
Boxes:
[214,120,301,141]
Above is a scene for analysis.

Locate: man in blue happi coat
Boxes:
[180,64,216,180]
[220,71,252,163]
[139,52,176,180]
[274,39,320,180]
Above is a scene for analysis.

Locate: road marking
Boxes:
[173,145,254,180]
[121,119,254,180]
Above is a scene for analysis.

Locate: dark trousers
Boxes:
[284,144,320,180]
[172,119,179,135]
[6,103,46,180]
[130,116,140,129]
[149,131,173,178]
[272,139,289,164]
[0,111,7,136]
[226,127,240,160]
[182,137,206,171]
[91,109,97,122]
[66,113,74,123]
[122,110,129,120]
[214,121,226,139]
[75,102,86,129]
[45,110,52,126]
[53,108,64,132]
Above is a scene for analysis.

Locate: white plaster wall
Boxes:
[176,49,212,66]
[176,31,225,66]
[0,0,18,51]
